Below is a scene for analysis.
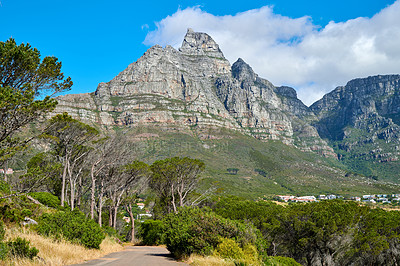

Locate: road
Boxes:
[74,246,187,266]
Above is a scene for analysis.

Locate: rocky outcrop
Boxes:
[53,29,334,156]
[215,58,334,155]
[311,75,400,167]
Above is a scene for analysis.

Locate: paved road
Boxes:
[74,246,187,266]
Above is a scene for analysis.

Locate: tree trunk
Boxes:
[109,206,113,227]
[90,170,96,219]
[127,203,135,243]
[70,178,75,210]
[61,153,68,207]
[113,206,118,229]
[171,184,177,213]
[77,174,82,209]
[98,181,104,227]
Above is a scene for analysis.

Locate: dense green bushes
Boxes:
[161,207,259,260]
[29,192,61,209]
[0,221,39,261]
[37,209,105,249]
[137,220,165,246]
[211,197,400,265]
[6,237,39,260]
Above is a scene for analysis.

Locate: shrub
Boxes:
[7,237,39,260]
[37,209,105,249]
[0,242,8,260]
[137,220,165,246]
[215,238,244,260]
[0,221,5,241]
[0,205,24,223]
[264,256,302,266]
[29,192,61,209]
[0,180,11,194]
[163,207,258,259]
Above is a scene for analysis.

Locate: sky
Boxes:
[0,0,398,105]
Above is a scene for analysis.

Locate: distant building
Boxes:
[0,168,13,175]
[137,203,145,209]
[363,195,375,199]
[351,197,361,202]
[277,195,296,202]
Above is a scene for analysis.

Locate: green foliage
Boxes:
[0,242,8,260]
[212,196,400,265]
[0,180,11,195]
[0,204,25,223]
[0,38,72,162]
[101,226,126,243]
[264,256,302,266]
[29,192,61,209]
[162,207,257,259]
[37,209,105,249]
[227,168,239,175]
[215,238,244,260]
[150,157,205,214]
[6,237,39,260]
[23,153,62,195]
[0,221,5,241]
[137,220,165,246]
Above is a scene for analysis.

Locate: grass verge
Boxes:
[2,226,123,265]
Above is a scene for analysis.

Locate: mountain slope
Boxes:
[311,75,400,182]
[48,29,400,194]
[52,29,333,156]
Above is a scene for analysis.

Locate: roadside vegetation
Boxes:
[3,34,400,266]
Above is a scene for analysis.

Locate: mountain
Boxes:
[48,29,400,196]
[52,29,333,157]
[311,75,400,182]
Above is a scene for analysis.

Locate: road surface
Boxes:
[74,246,187,266]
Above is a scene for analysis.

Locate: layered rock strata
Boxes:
[52,29,334,156]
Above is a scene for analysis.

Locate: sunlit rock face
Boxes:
[311,75,400,162]
[52,29,334,157]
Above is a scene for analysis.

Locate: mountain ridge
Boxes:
[49,29,400,185]
[51,29,334,156]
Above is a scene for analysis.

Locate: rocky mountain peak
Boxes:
[179,28,225,58]
[276,86,298,99]
[232,58,257,82]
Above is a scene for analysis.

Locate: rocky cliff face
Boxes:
[52,29,334,156]
[311,75,400,178]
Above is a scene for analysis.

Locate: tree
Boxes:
[227,168,239,175]
[41,113,98,208]
[107,161,150,230]
[0,38,72,162]
[150,157,205,214]
[122,161,151,242]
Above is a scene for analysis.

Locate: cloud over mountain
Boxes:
[144,1,400,105]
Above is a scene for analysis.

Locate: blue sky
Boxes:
[0,0,398,105]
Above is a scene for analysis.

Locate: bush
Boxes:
[0,242,8,260]
[37,209,105,249]
[163,207,258,259]
[215,238,244,260]
[0,180,11,194]
[137,220,165,246]
[7,237,39,260]
[0,221,5,241]
[264,256,302,266]
[0,205,24,223]
[102,226,126,242]
[29,192,61,209]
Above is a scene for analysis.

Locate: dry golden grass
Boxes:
[186,254,235,266]
[1,226,124,266]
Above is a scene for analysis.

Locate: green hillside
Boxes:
[114,125,400,198]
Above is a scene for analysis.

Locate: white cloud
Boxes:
[144,2,400,106]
